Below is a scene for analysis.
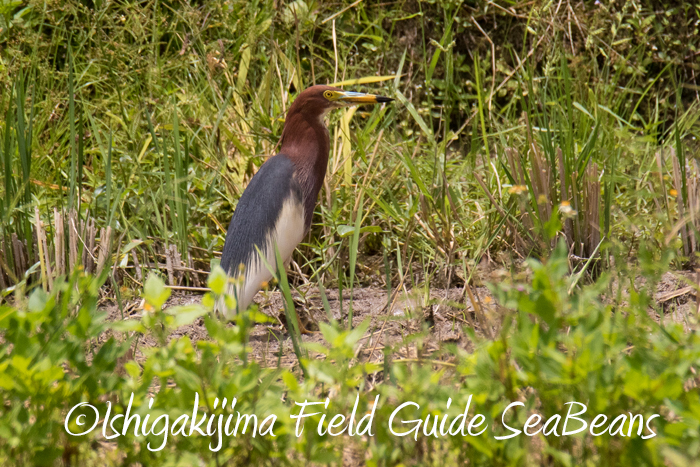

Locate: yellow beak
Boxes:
[336,91,394,104]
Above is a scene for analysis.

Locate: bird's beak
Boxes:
[336,91,394,105]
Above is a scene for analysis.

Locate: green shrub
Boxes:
[1,243,699,465]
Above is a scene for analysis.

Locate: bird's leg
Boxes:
[294,311,316,335]
[293,295,320,334]
[278,297,320,334]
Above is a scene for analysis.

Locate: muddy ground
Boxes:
[105,269,699,372]
[109,284,486,370]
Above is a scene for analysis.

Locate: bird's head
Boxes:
[290,85,393,119]
[280,84,392,164]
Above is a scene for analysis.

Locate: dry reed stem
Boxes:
[1,206,207,288]
[165,244,175,286]
[86,218,96,274]
[96,226,113,276]
[0,256,6,290]
[188,252,200,287]
[35,207,53,291]
[688,160,699,254]
[12,233,25,279]
[505,145,600,259]
[131,250,143,281]
[69,210,79,270]
[671,149,691,256]
[557,148,574,242]
[656,151,670,217]
[585,163,601,257]
[54,208,65,277]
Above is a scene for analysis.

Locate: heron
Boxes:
[219,85,393,330]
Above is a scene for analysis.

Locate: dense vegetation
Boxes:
[1,0,699,465]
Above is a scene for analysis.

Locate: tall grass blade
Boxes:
[603,149,618,241]
[473,52,489,157]
[68,45,77,212]
[106,131,113,225]
[317,279,335,325]
[272,244,308,375]
[347,191,364,329]
[395,90,433,143]
[77,111,84,208]
[15,72,33,263]
[172,105,188,257]
[331,75,399,87]
[425,8,457,83]
[341,106,357,187]
[145,107,173,244]
[2,95,13,217]
[383,237,392,309]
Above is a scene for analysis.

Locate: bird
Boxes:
[218,85,393,329]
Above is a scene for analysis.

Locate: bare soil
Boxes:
[107,284,491,371]
[104,269,699,372]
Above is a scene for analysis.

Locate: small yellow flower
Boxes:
[260,281,269,290]
[508,185,528,195]
[559,201,577,217]
[144,302,154,312]
[669,189,678,197]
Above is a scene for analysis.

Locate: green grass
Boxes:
[1,0,700,465]
[0,0,698,290]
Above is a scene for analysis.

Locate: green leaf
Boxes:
[208,265,228,295]
[337,224,383,238]
[319,322,339,343]
[573,101,594,120]
[544,214,562,240]
[109,320,145,333]
[143,274,170,310]
[27,288,48,313]
[167,305,209,328]
[201,293,216,309]
[248,309,276,324]
[337,224,355,237]
[281,370,299,392]
[120,239,144,255]
[395,89,433,143]
[124,361,141,379]
[173,366,201,390]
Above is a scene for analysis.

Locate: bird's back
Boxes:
[219,154,306,318]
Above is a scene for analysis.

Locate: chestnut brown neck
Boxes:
[279,108,330,230]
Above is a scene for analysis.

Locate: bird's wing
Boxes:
[219,154,306,318]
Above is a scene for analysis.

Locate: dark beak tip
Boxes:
[376,96,394,103]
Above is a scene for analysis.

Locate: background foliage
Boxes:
[1,0,700,465]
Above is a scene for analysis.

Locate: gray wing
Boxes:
[219,154,306,316]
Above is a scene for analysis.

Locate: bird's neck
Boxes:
[280,111,330,229]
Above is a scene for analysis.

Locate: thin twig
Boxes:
[164,285,211,292]
[322,0,364,24]
[471,18,496,111]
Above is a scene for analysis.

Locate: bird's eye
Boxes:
[323,90,334,100]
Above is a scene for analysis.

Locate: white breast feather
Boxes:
[221,196,306,319]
